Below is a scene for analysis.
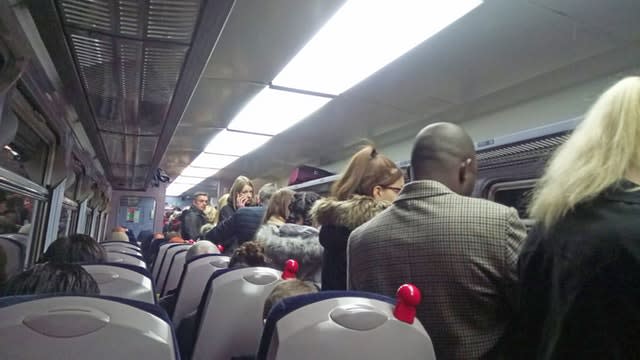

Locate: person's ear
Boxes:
[372,185,383,199]
[458,158,472,184]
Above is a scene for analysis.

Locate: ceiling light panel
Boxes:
[272,0,483,95]
[204,129,272,156]
[172,176,204,185]
[227,87,331,136]
[181,166,219,178]
[166,183,194,196]
[190,153,239,169]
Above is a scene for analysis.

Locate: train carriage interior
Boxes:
[0,0,638,359]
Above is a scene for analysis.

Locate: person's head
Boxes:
[287,192,321,226]
[110,231,130,242]
[263,188,295,224]
[229,176,255,209]
[186,240,219,262]
[153,232,165,240]
[228,241,269,269]
[530,76,640,230]
[411,122,477,196]
[41,234,106,264]
[263,280,318,320]
[331,145,404,202]
[258,183,278,206]
[2,262,100,296]
[165,231,185,243]
[114,226,126,233]
[203,205,217,223]
[213,193,230,224]
[192,192,209,212]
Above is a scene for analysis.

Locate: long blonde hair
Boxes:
[213,193,229,224]
[529,76,640,229]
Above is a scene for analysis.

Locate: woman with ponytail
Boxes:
[310,145,404,290]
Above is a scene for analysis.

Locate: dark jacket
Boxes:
[181,206,207,241]
[218,197,237,223]
[511,180,640,359]
[205,206,265,252]
[310,195,390,290]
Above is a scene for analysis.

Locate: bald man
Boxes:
[348,123,526,359]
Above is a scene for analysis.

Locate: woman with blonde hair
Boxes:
[212,193,229,225]
[218,176,254,222]
[311,145,404,290]
[512,77,640,359]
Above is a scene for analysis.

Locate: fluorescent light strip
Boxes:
[166,183,194,196]
[227,87,331,135]
[204,129,272,156]
[273,0,482,95]
[181,166,220,178]
[172,176,204,185]
[191,153,239,169]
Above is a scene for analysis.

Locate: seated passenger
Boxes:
[510,76,640,359]
[146,232,167,264]
[311,145,403,290]
[348,123,526,359]
[257,192,323,284]
[40,234,106,264]
[228,241,270,269]
[166,231,189,244]
[110,228,130,242]
[2,262,100,296]
[137,230,154,256]
[206,183,279,253]
[263,279,318,320]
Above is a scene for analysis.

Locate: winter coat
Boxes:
[256,223,323,284]
[181,206,207,241]
[310,195,390,290]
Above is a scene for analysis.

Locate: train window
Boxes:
[487,180,536,220]
[0,188,40,276]
[85,208,93,234]
[58,204,78,238]
[0,111,49,184]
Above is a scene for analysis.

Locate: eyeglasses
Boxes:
[381,185,402,194]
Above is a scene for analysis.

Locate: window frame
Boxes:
[487,179,537,228]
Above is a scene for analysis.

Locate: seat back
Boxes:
[83,263,156,304]
[160,250,188,297]
[192,267,283,360]
[101,241,140,251]
[156,244,191,289]
[0,295,178,359]
[172,254,230,326]
[106,252,147,269]
[258,291,435,360]
[104,245,143,257]
[0,234,28,278]
[152,243,179,280]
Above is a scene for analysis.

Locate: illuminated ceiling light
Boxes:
[227,87,331,135]
[204,129,272,156]
[272,0,482,95]
[166,183,194,197]
[181,166,219,178]
[190,153,239,169]
[172,176,204,185]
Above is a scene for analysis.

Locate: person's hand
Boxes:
[237,193,249,208]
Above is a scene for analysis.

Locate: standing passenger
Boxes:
[511,77,640,359]
[180,192,208,241]
[218,176,254,222]
[348,123,526,359]
[311,145,403,290]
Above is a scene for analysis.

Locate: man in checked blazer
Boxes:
[348,122,526,359]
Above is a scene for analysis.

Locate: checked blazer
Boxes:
[348,180,526,359]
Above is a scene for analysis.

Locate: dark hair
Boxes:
[262,189,295,224]
[229,241,269,269]
[331,145,403,201]
[2,262,100,296]
[287,192,321,226]
[193,192,209,198]
[41,234,106,264]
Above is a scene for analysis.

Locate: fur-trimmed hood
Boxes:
[310,195,391,230]
[256,223,323,282]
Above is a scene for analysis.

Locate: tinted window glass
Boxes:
[0,188,38,279]
[0,112,49,184]
[493,187,533,219]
